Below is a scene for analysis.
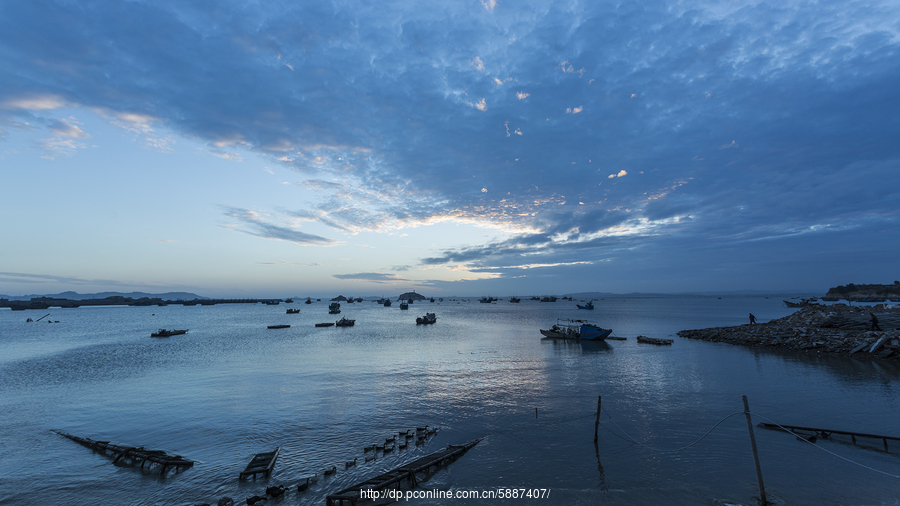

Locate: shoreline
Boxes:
[678,304,900,360]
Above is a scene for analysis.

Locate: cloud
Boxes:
[332,272,410,283]
[222,207,337,245]
[49,118,90,139]
[2,0,899,291]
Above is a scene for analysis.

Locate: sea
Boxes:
[0,296,898,506]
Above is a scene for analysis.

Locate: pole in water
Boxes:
[743,395,768,506]
[535,407,538,418]
[594,396,602,442]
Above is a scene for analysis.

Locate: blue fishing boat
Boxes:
[577,300,594,310]
[540,319,611,340]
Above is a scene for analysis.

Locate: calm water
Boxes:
[0,297,898,506]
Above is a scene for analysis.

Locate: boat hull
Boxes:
[540,324,611,340]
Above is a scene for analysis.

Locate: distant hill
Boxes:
[0,291,206,301]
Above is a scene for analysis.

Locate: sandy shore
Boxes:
[677,304,900,360]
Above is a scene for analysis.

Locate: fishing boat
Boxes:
[335,317,355,327]
[479,296,495,303]
[399,302,409,310]
[329,302,341,314]
[315,322,335,327]
[265,301,280,305]
[383,299,392,307]
[577,300,595,310]
[509,297,520,303]
[305,298,313,304]
[150,329,188,337]
[286,308,300,314]
[267,324,290,329]
[540,319,611,340]
[540,296,557,302]
[416,313,437,324]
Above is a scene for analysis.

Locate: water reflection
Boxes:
[541,338,612,355]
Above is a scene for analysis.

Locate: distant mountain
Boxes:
[0,291,206,301]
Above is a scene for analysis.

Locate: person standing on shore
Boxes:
[749,313,757,324]
[870,313,881,331]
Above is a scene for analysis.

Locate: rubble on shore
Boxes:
[677,304,900,360]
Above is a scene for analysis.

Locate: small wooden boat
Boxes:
[416,313,437,324]
[540,319,611,340]
[636,335,673,345]
[240,447,280,480]
[576,300,595,310]
[335,317,355,327]
[315,322,335,327]
[399,302,409,310]
[150,329,188,337]
[286,308,300,314]
[267,324,290,329]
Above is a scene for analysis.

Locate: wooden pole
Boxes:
[742,395,768,506]
[594,396,602,442]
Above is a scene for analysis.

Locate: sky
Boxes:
[1,0,899,298]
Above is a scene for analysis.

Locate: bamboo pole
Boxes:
[594,396,602,442]
[743,395,768,505]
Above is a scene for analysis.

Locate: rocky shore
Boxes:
[677,304,900,360]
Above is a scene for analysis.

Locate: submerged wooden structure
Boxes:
[326,439,481,506]
[240,447,280,480]
[758,423,899,451]
[53,431,194,474]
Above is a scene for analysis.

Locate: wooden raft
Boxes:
[240,447,280,480]
[326,439,481,506]
[758,423,899,452]
[53,430,194,474]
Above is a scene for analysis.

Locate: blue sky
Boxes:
[1,0,898,297]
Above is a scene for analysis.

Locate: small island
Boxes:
[824,282,900,302]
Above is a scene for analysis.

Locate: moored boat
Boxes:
[540,319,611,340]
[315,322,335,327]
[399,302,409,310]
[329,302,341,314]
[416,313,437,324]
[335,317,355,327]
[267,324,290,329]
[577,300,595,310]
[286,308,300,314]
[150,329,188,337]
[509,296,520,303]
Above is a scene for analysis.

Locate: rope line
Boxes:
[746,411,900,479]
[600,407,746,452]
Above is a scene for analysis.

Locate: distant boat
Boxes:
[151,329,188,337]
[509,297,520,303]
[479,296,495,303]
[383,299,392,307]
[416,313,437,324]
[335,317,355,327]
[286,308,300,314]
[400,302,409,310]
[577,300,594,310]
[329,302,341,314]
[540,319,611,340]
[540,296,557,302]
[315,322,334,327]
[305,298,313,304]
[267,324,290,329]
[284,299,293,303]
[265,301,280,305]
